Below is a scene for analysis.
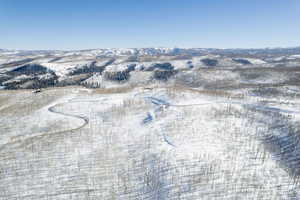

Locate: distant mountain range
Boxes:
[1,47,300,57]
[1,47,300,90]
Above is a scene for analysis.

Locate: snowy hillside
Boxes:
[2,47,300,199]
[1,47,300,89]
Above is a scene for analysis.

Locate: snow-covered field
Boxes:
[1,83,300,199]
[2,48,300,199]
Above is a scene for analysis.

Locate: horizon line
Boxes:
[1,45,300,52]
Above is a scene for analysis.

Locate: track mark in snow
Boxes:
[0,99,90,152]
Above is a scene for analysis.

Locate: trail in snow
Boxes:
[48,101,89,125]
[0,98,90,152]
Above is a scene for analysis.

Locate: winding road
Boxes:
[0,98,90,152]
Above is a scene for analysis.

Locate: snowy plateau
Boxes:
[1,47,300,199]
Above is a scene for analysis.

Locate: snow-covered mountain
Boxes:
[1,47,300,89]
[1,47,300,57]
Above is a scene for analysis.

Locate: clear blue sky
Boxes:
[0,0,299,50]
